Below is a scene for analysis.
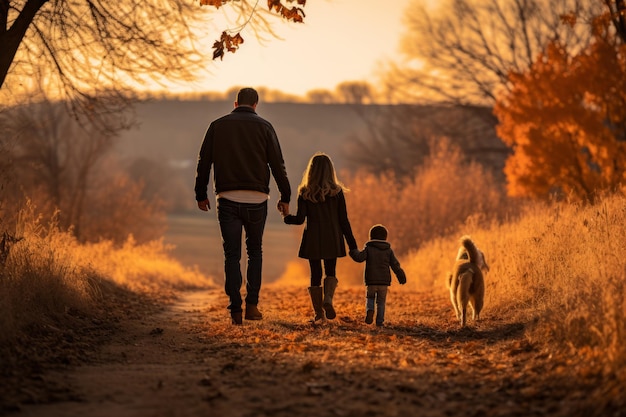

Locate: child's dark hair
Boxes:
[369,224,388,241]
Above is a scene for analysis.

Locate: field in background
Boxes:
[164,213,303,284]
[116,100,376,213]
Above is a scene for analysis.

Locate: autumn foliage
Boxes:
[494,17,626,201]
[201,0,307,60]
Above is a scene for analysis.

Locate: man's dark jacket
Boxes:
[194,106,291,203]
[350,240,407,286]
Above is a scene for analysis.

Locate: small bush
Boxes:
[345,138,509,256]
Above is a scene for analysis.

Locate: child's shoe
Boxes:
[365,310,374,324]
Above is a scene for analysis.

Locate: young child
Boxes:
[283,152,358,322]
[350,224,406,326]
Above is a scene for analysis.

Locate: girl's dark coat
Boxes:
[284,190,357,259]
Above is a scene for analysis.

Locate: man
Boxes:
[195,87,291,325]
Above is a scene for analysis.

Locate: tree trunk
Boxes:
[0,0,48,89]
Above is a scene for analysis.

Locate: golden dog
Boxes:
[447,236,488,327]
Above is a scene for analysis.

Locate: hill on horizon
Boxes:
[115,99,507,214]
[116,99,374,212]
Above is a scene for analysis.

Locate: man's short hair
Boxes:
[237,88,259,106]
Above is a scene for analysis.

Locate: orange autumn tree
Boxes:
[494,16,626,201]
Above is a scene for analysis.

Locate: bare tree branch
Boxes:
[1,0,304,133]
[390,0,604,105]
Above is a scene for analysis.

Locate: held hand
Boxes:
[198,199,211,211]
[277,201,289,216]
[349,249,359,261]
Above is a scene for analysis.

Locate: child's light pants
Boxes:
[366,285,388,326]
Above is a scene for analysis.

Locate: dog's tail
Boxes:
[460,235,480,265]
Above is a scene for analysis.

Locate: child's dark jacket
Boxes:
[350,240,407,286]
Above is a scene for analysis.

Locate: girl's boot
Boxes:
[323,276,338,319]
[307,286,324,322]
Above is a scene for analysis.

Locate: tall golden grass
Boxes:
[0,203,214,342]
[389,193,626,370]
[337,140,626,370]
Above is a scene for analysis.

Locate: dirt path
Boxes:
[14,286,612,417]
[15,291,219,417]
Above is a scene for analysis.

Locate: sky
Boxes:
[164,0,416,97]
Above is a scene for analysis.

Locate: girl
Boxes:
[283,152,358,322]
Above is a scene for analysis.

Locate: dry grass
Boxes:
[181,285,620,417]
[0,203,214,343]
[281,158,626,374]
[401,192,626,371]
[2,169,626,406]
[336,140,626,372]
[268,190,626,414]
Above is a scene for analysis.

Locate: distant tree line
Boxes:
[136,81,384,105]
[0,96,168,244]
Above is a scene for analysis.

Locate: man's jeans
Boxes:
[217,198,267,313]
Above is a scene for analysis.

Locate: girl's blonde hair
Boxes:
[298,152,347,203]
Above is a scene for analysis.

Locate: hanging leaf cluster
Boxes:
[201,0,306,60]
[212,32,245,60]
[268,0,306,22]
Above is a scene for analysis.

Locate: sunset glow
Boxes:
[147,0,415,96]
[2,1,626,415]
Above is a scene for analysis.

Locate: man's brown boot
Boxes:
[231,311,243,325]
[245,304,263,320]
